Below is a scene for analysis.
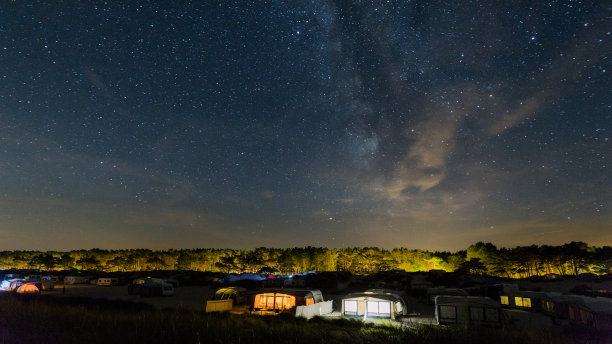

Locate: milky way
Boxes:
[0,1,610,250]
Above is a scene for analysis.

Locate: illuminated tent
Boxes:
[214,287,247,305]
[9,280,25,292]
[435,296,501,326]
[16,283,40,294]
[341,289,407,320]
[249,288,324,312]
[0,279,21,291]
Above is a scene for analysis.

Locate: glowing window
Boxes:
[523,298,531,308]
[266,295,275,308]
[379,301,391,314]
[367,301,379,314]
[515,297,531,308]
[344,300,357,313]
[500,296,509,305]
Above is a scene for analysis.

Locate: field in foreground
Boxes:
[0,294,605,344]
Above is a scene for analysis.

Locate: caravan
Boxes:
[341,289,407,320]
[435,296,502,326]
[97,277,119,286]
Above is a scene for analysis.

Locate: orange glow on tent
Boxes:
[255,293,296,310]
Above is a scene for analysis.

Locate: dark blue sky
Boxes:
[1,1,610,251]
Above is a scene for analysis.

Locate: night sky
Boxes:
[1,1,610,251]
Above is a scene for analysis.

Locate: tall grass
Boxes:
[0,294,601,344]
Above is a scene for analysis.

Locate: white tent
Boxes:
[341,289,407,320]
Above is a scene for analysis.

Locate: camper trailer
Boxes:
[435,296,502,326]
[499,291,546,311]
[249,288,324,313]
[567,297,612,332]
[97,277,119,286]
[64,276,90,285]
[341,289,407,320]
[427,288,469,305]
[128,279,174,297]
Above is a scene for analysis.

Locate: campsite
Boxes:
[1,269,611,344]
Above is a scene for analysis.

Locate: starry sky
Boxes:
[1,1,610,251]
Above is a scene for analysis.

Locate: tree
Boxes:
[176,251,196,270]
[58,253,74,270]
[76,256,101,271]
[146,256,168,270]
[31,253,57,270]
[456,258,487,275]
[466,242,498,275]
[105,256,127,272]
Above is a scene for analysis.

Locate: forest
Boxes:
[1,241,611,278]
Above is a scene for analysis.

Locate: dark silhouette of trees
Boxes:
[457,258,487,275]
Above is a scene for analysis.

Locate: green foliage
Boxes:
[0,241,610,277]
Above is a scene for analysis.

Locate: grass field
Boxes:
[0,293,605,344]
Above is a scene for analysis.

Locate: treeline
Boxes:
[0,241,610,277]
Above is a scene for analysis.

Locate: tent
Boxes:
[9,280,25,292]
[249,288,324,313]
[16,283,40,294]
[214,287,247,305]
[435,296,501,326]
[341,289,407,320]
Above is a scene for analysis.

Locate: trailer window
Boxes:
[500,296,509,305]
[439,305,456,322]
[485,308,499,322]
[469,307,484,321]
[515,297,531,308]
[344,300,358,313]
[379,301,390,314]
[542,300,554,313]
[367,301,379,314]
